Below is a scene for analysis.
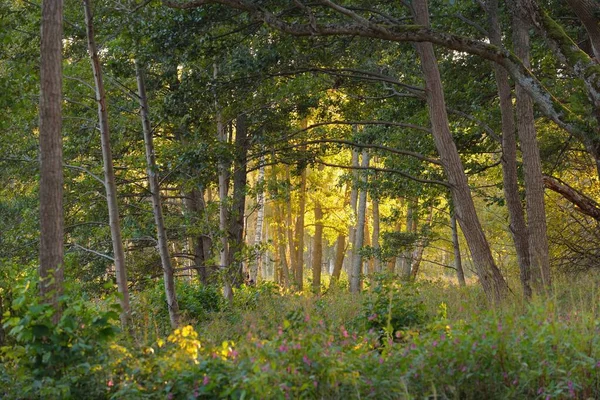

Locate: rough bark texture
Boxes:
[136,60,179,328]
[312,200,323,294]
[513,4,552,293]
[487,0,532,299]
[566,0,600,61]
[39,0,64,318]
[84,0,131,328]
[249,162,265,283]
[228,115,249,286]
[350,150,369,293]
[413,0,509,304]
[451,211,466,287]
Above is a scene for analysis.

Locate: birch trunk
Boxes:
[346,149,360,272]
[312,200,323,294]
[135,60,179,328]
[413,0,509,303]
[84,0,131,328]
[250,161,265,283]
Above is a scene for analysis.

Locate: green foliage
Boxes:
[361,274,429,339]
[1,280,120,399]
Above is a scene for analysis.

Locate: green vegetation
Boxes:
[2,274,599,399]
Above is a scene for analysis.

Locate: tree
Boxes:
[39,0,64,317]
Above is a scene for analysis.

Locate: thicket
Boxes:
[1,273,599,399]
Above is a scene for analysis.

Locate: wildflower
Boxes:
[341,325,349,338]
[203,375,210,385]
[568,381,575,397]
[368,313,377,321]
[304,314,310,322]
[313,380,318,388]
[497,323,503,332]
[378,357,384,364]
[107,379,114,387]
[432,340,438,347]
[537,387,544,395]
[303,355,312,366]
[279,345,289,353]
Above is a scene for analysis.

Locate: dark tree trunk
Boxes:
[451,210,466,287]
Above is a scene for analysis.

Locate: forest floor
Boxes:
[1,273,600,399]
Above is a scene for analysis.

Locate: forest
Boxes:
[1,0,600,398]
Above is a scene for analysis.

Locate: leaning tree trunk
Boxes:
[84,0,131,328]
[512,2,552,293]
[249,161,265,283]
[39,0,64,319]
[350,150,370,293]
[135,60,179,328]
[413,0,509,304]
[565,0,600,61]
[487,0,532,299]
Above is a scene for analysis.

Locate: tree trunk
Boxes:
[487,0,532,299]
[213,63,232,302]
[350,150,369,293]
[84,0,131,328]
[372,196,381,273]
[312,200,323,294]
[565,0,600,61]
[513,3,552,293]
[285,168,297,279]
[227,115,249,287]
[39,0,64,319]
[135,60,179,328]
[295,166,307,290]
[413,0,509,304]
[410,205,433,280]
[346,149,360,272]
[249,161,265,283]
[331,234,345,284]
[451,210,466,287]
[400,199,416,280]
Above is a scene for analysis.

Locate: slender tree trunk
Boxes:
[312,200,323,294]
[213,63,232,302]
[451,210,466,287]
[512,2,552,293]
[135,60,179,328]
[413,0,509,304]
[250,161,265,283]
[285,168,297,278]
[295,166,307,290]
[331,234,345,284]
[346,149,360,272]
[410,205,433,280]
[39,0,64,319]
[350,150,369,293]
[84,0,131,328]
[486,0,532,299]
[400,199,416,280]
[228,115,249,286]
[372,196,381,273]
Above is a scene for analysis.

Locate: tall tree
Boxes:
[412,0,508,303]
[83,0,131,328]
[39,0,64,317]
[350,150,369,293]
[135,60,180,328]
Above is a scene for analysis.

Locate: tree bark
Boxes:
[331,233,345,283]
[84,0,131,328]
[249,161,265,283]
[410,205,433,280]
[543,175,600,221]
[285,168,297,280]
[346,148,359,272]
[228,115,249,286]
[565,0,600,61]
[372,195,381,273]
[350,150,369,293]
[135,60,179,328]
[487,0,532,299]
[312,200,323,294]
[512,3,552,293]
[294,165,307,290]
[400,199,416,280]
[451,210,466,287]
[39,0,64,319]
[413,0,509,304]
